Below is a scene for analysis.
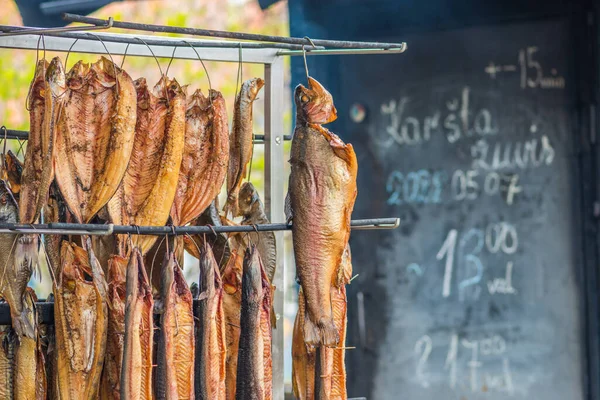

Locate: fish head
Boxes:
[108,255,127,286]
[198,242,218,298]
[66,60,90,90]
[241,246,263,303]
[241,77,264,102]
[135,78,150,109]
[152,75,170,98]
[294,76,337,124]
[166,78,185,102]
[4,150,23,194]
[46,56,66,96]
[222,249,242,295]
[238,182,262,217]
[92,56,118,88]
[0,180,18,223]
[187,89,210,111]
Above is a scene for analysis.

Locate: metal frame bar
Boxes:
[0,218,400,235]
[62,14,406,50]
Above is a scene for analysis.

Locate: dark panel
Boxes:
[331,18,591,400]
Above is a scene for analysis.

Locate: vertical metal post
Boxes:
[264,57,286,399]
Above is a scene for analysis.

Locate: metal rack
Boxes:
[0,15,405,399]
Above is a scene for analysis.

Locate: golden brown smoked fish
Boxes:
[14,287,46,400]
[293,244,352,400]
[0,180,37,339]
[0,322,14,399]
[224,78,264,217]
[100,255,127,399]
[171,88,229,227]
[4,150,23,197]
[20,57,60,224]
[121,248,154,399]
[156,252,194,399]
[108,77,185,256]
[54,239,108,399]
[195,242,227,400]
[55,57,136,223]
[238,182,276,283]
[223,246,243,400]
[235,246,272,400]
[184,200,231,270]
[287,77,357,348]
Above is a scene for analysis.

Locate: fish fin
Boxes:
[284,190,293,223]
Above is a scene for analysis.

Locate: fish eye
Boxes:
[171,84,178,90]
[247,196,252,203]
[300,94,309,103]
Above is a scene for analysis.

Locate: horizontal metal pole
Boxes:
[1,128,293,144]
[0,17,113,37]
[278,46,407,56]
[0,218,400,236]
[63,14,406,50]
[0,33,281,64]
[0,25,312,51]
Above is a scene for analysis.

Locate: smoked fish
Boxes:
[121,248,154,399]
[195,242,227,400]
[235,245,272,400]
[238,182,276,283]
[55,56,136,224]
[0,180,37,339]
[223,247,243,400]
[20,57,61,224]
[224,78,264,217]
[293,245,352,400]
[155,252,194,399]
[54,239,108,399]
[171,88,229,227]
[4,150,23,197]
[184,200,231,271]
[0,323,15,399]
[100,255,128,399]
[287,76,357,348]
[108,76,185,256]
[14,287,46,400]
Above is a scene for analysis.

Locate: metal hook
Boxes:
[301,36,317,82]
[120,43,130,70]
[26,36,47,112]
[0,126,7,177]
[85,33,120,98]
[235,43,243,100]
[64,38,80,69]
[182,40,213,107]
[135,37,164,77]
[165,45,177,77]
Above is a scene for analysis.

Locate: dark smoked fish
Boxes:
[195,242,226,400]
[224,78,264,217]
[287,77,357,348]
[0,323,14,399]
[235,246,272,400]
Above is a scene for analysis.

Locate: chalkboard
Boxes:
[336,19,589,400]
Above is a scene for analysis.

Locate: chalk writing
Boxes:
[471,136,555,171]
[417,333,514,394]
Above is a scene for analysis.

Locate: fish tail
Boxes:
[304,316,339,349]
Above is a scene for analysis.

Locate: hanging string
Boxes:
[26,35,46,112]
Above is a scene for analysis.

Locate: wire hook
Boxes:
[165,45,178,77]
[182,40,213,107]
[120,43,131,70]
[135,37,164,77]
[302,36,317,82]
[86,33,120,98]
[64,38,80,69]
[235,43,243,100]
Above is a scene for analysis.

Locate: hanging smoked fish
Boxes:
[293,244,352,400]
[287,76,357,348]
[222,247,243,400]
[195,242,227,400]
[155,251,194,399]
[121,248,154,399]
[14,287,47,400]
[54,56,136,224]
[20,56,63,224]
[0,311,15,399]
[54,239,108,399]
[107,76,185,256]
[224,78,264,217]
[171,88,229,227]
[4,150,23,197]
[235,245,272,400]
[100,255,127,399]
